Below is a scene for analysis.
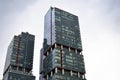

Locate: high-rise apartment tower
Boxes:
[40,7,87,80]
[3,32,35,80]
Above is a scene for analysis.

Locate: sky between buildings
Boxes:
[0,0,120,80]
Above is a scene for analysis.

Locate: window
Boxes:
[10,76,12,80]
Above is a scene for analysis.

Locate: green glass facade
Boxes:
[43,7,82,53]
[3,32,35,80]
[4,72,35,80]
[40,7,86,80]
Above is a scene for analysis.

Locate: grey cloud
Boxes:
[99,0,120,17]
[0,0,37,30]
[92,0,120,33]
[104,0,120,11]
[102,0,120,32]
[0,0,37,23]
[0,0,37,14]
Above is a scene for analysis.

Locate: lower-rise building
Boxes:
[3,32,35,80]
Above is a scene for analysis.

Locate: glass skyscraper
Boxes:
[3,32,35,80]
[40,7,87,80]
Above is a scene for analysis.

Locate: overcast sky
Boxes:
[0,0,120,80]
